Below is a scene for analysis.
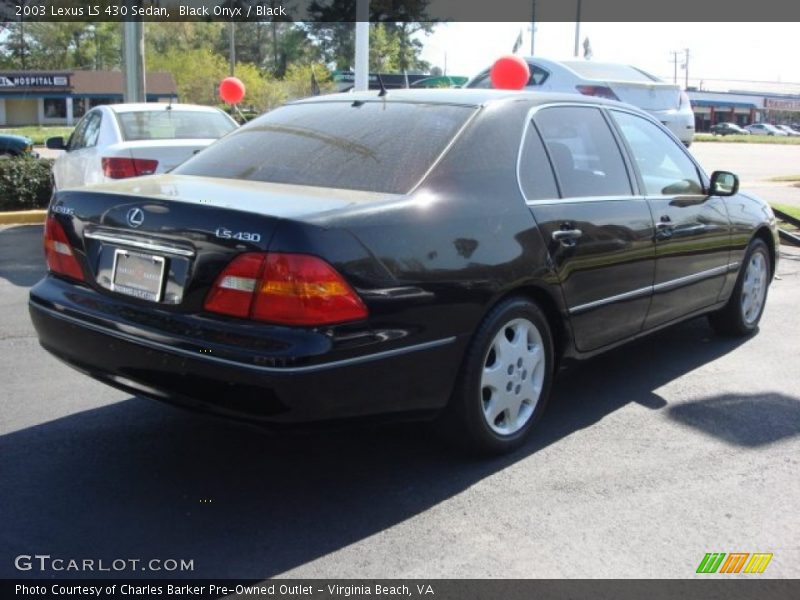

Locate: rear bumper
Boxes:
[29,276,464,424]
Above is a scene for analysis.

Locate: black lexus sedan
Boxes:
[29,89,779,454]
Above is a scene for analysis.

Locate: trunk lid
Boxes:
[50,175,394,310]
[607,82,681,111]
[118,140,217,173]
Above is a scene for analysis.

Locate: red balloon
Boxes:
[219,77,246,104]
[490,55,531,90]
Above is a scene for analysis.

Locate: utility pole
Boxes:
[684,48,690,90]
[530,0,536,56]
[354,0,369,92]
[669,51,680,85]
[122,20,146,102]
[574,0,582,58]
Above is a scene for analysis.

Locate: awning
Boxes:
[691,99,759,109]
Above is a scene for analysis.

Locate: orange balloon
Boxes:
[490,56,530,90]
[219,77,246,104]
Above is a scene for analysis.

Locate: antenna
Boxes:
[377,73,388,97]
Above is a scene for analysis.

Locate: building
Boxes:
[0,70,178,127]
[688,87,800,132]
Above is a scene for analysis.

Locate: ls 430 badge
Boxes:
[215,228,261,243]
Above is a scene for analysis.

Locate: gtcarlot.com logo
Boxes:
[14,554,194,573]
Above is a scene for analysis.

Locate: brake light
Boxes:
[43,216,84,281]
[102,157,159,179]
[204,253,368,326]
[575,85,619,101]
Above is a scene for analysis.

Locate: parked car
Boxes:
[30,89,778,454]
[709,122,749,136]
[775,124,800,136]
[46,103,239,190]
[466,58,695,146]
[744,123,787,136]
[0,133,38,158]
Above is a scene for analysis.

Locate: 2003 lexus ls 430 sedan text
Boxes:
[29,89,779,454]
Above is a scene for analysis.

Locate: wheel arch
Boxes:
[482,283,571,366]
[753,226,777,277]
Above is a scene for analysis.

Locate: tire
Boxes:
[709,238,771,336]
[439,297,555,455]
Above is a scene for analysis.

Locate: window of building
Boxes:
[44,98,67,119]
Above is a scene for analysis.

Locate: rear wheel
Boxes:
[709,238,771,336]
[440,297,554,455]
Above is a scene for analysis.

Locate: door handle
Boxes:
[552,229,583,246]
[656,215,674,239]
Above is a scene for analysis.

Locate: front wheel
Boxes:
[709,238,771,336]
[439,297,555,455]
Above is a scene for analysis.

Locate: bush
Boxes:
[0,158,53,211]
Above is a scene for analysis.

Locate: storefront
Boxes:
[688,89,800,132]
[0,70,178,127]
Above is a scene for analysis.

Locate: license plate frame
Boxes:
[111,249,166,303]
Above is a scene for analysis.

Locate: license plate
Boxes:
[111,249,166,302]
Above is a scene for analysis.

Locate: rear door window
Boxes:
[518,125,559,200]
[116,110,237,141]
[175,101,475,194]
[534,106,632,198]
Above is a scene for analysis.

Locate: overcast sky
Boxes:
[418,22,800,88]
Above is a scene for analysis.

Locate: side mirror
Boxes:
[709,170,739,196]
[46,137,66,150]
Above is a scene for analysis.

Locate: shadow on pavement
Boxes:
[0,315,762,579]
[669,392,800,446]
[0,225,45,287]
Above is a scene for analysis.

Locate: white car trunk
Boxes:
[607,82,681,111]
[120,139,217,173]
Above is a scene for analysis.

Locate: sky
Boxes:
[418,22,800,90]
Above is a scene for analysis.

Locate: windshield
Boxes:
[174,101,475,194]
[116,110,237,141]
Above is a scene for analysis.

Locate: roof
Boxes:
[104,103,222,114]
[71,71,176,96]
[292,88,626,109]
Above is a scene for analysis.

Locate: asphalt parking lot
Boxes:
[2,146,800,579]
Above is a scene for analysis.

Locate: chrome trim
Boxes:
[31,302,456,374]
[84,231,195,257]
[569,285,652,315]
[568,262,739,315]
[652,264,730,293]
[526,195,640,206]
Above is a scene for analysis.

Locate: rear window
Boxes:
[116,110,237,141]
[173,101,475,194]
[562,62,660,83]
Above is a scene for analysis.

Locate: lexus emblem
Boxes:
[126,207,144,228]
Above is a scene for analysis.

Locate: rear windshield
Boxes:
[173,101,475,194]
[562,62,660,83]
[116,110,237,141]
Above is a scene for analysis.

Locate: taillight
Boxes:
[679,90,691,109]
[575,85,619,101]
[44,216,84,281]
[204,253,368,326]
[101,157,159,179]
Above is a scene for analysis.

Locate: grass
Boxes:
[768,175,800,183]
[0,126,74,145]
[694,133,800,145]
[771,203,800,222]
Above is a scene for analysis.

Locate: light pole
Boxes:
[574,0,582,58]
[354,0,370,92]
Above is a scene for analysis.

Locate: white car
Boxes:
[776,124,800,136]
[744,123,788,136]
[466,58,696,146]
[47,103,239,190]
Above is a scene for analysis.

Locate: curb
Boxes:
[0,209,47,225]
